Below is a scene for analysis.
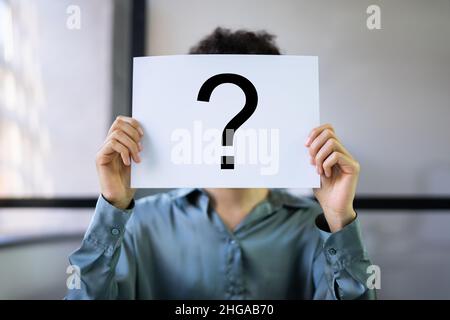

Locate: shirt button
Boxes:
[328,248,337,256]
[111,228,120,236]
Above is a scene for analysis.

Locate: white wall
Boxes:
[38,0,113,197]
[146,0,450,196]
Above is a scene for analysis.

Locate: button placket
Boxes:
[225,238,245,299]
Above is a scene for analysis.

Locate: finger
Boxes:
[109,131,141,163]
[322,151,360,178]
[102,139,131,166]
[108,119,143,149]
[308,127,338,161]
[305,123,334,147]
[115,116,144,136]
[315,138,343,175]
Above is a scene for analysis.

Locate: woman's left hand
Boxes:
[305,124,360,232]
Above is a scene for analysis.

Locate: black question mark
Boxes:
[197,73,258,169]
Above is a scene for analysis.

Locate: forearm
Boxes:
[313,213,377,300]
[65,195,135,300]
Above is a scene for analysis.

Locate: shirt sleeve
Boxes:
[311,213,377,300]
[65,195,137,300]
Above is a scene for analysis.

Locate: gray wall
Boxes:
[146,0,450,299]
[147,0,450,196]
[0,239,82,299]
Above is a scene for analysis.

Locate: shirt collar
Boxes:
[170,188,312,212]
[169,188,200,199]
[267,189,315,210]
[170,188,314,234]
[171,188,210,214]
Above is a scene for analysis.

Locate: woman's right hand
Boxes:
[95,116,144,209]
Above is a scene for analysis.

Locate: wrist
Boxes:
[323,208,357,233]
[102,193,133,210]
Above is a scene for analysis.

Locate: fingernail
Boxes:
[138,142,143,151]
[138,128,144,136]
[305,137,311,146]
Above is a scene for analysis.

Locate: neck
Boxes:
[204,188,269,231]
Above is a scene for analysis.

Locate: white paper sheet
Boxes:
[131,55,320,188]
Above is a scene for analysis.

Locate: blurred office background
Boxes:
[0,0,449,299]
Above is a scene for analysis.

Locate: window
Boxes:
[0,0,113,198]
[0,0,140,238]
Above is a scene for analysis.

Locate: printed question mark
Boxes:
[197,73,258,169]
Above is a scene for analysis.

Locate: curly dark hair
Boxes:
[189,27,281,55]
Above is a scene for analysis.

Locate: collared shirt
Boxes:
[66,188,375,300]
